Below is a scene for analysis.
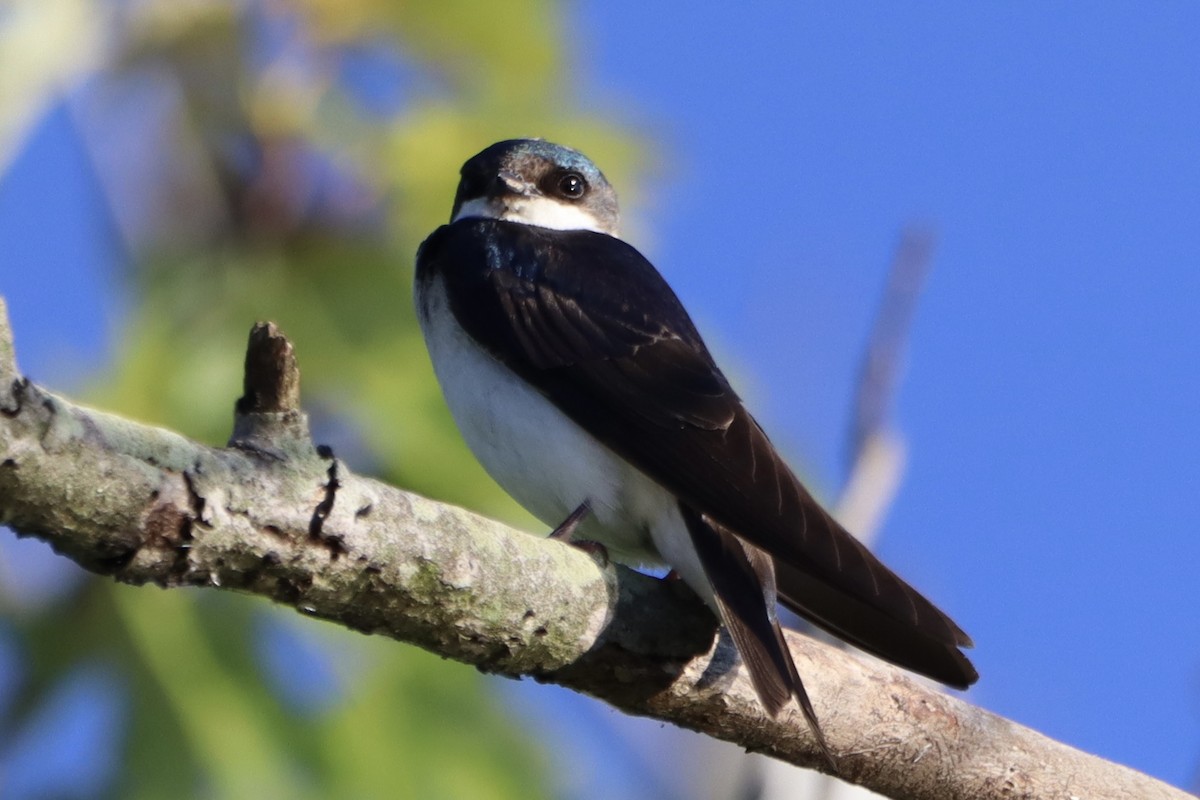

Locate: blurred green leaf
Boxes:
[1,0,643,796]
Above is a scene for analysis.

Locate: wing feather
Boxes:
[418,219,975,685]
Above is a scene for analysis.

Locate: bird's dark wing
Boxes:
[419,219,975,687]
[774,561,976,688]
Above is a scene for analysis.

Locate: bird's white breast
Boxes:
[416,274,675,567]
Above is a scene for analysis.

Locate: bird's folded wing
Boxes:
[419,219,976,685]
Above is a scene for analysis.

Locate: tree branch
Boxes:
[0,296,1189,800]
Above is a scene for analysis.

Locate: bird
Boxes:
[413,138,976,765]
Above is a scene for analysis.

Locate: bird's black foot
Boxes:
[548,501,591,542]
[548,501,608,565]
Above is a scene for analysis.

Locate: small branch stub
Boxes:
[237,321,301,414]
[229,321,312,456]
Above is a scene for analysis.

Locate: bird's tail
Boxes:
[680,505,837,771]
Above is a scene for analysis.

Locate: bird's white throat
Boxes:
[454,196,615,236]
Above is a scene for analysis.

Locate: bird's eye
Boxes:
[556,172,587,199]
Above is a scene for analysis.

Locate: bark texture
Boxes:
[0,298,1191,800]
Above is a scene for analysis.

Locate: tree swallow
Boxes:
[414,139,976,762]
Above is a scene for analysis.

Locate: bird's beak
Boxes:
[497,170,532,196]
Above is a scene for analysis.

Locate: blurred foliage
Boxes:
[0,0,645,796]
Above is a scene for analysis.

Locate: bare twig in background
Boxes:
[837,227,935,547]
[759,229,936,800]
[850,229,936,469]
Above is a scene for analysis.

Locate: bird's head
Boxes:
[451,139,620,237]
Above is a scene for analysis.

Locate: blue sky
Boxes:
[1,2,1198,794]
[568,2,1200,788]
